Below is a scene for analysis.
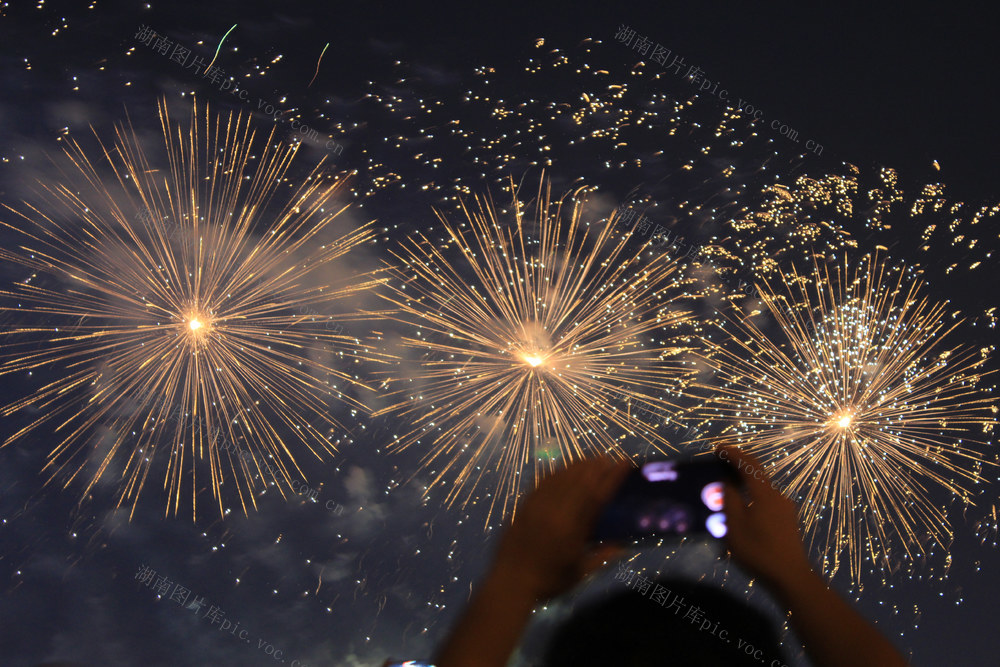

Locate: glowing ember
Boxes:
[523,354,544,367]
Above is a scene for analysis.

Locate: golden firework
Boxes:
[376,177,698,523]
[0,99,385,519]
[697,252,996,581]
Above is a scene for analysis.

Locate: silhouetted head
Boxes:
[544,577,788,666]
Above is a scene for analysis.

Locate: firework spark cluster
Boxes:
[0,96,996,588]
[694,252,996,580]
[0,99,385,519]
[0,32,997,610]
[375,177,698,522]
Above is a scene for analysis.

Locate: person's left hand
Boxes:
[491,456,632,603]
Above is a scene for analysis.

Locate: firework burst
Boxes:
[0,99,385,519]
[696,251,996,581]
[972,499,1000,547]
[376,177,698,523]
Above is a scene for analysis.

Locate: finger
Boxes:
[722,482,748,542]
[570,466,611,531]
[558,456,605,508]
[535,457,607,533]
[595,458,632,501]
[548,455,593,486]
[718,445,776,502]
[594,458,631,500]
[538,455,596,502]
[717,444,750,478]
[579,459,632,527]
[572,456,619,505]
[727,445,766,472]
[741,463,783,505]
[714,444,740,472]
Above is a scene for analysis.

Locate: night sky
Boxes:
[1,3,997,666]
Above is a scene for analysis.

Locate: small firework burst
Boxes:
[376,176,698,523]
[0,99,385,519]
[973,502,1000,547]
[696,251,996,581]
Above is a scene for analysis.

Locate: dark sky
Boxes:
[0,3,997,666]
[341,3,1000,199]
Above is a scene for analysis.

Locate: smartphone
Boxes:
[592,459,739,542]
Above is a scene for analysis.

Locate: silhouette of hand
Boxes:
[719,446,813,587]
[492,456,631,602]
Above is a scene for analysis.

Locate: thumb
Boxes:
[722,482,747,543]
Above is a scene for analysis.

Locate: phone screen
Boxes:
[592,459,738,542]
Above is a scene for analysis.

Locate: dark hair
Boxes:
[543,577,787,667]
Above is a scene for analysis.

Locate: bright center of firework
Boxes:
[833,412,853,429]
[184,311,212,339]
[523,354,545,368]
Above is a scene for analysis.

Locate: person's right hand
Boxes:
[718,449,910,667]
[719,445,814,589]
